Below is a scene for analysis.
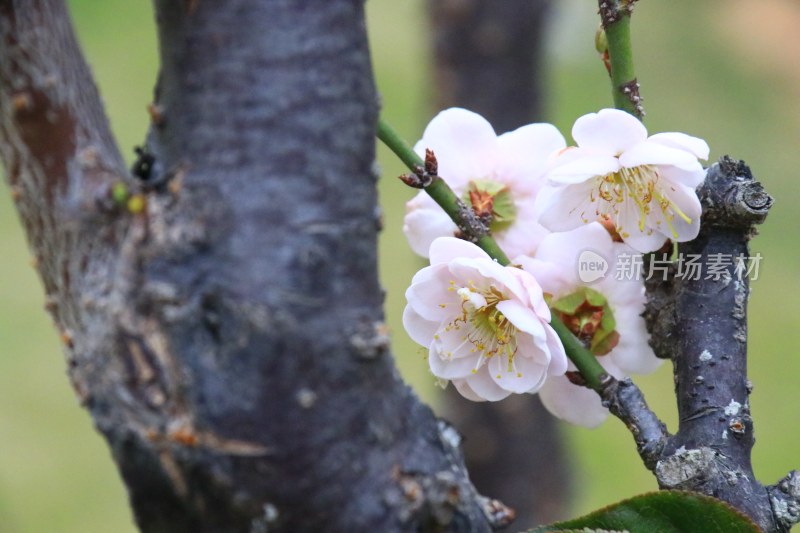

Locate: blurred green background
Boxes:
[1,1,798,531]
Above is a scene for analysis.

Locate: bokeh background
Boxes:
[1,1,799,531]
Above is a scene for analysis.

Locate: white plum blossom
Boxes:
[404,108,566,259]
[537,108,709,253]
[516,223,661,427]
[403,237,568,402]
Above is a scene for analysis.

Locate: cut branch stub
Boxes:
[698,156,773,230]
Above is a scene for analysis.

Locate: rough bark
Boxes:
[428,1,570,527]
[642,157,789,531]
[0,1,503,531]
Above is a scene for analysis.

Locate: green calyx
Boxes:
[463,179,517,233]
[550,287,620,356]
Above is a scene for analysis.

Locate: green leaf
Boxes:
[527,491,761,533]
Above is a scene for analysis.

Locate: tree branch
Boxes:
[644,157,787,531]
[0,0,130,410]
[0,0,128,286]
[2,1,503,531]
[602,378,669,471]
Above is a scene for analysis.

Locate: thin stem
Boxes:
[377,117,511,266]
[549,314,606,391]
[377,116,606,392]
[377,118,422,172]
[600,2,643,118]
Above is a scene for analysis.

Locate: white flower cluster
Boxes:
[403,108,709,427]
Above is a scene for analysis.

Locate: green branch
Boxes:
[377,117,607,392]
[376,118,421,173]
[599,1,643,118]
[549,314,606,391]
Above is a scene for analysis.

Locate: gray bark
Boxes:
[0,1,503,531]
[641,157,796,532]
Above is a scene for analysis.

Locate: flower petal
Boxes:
[508,265,551,319]
[536,181,601,233]
[572,108,648,154]
[402,305,439,347]
[496,123,567,193]
[594,253,647,306]
[429,236,491,265]
[621,230,669,254]
[496,299,546,339]
[517,256,573,305]
[434,322,480,361]
[447,258,525,303]
[429,352,480,380]
[548,152,621,185]
[646,182,702,245]
[659,164,706,189]
[539,375,609,428]
[648,132,709,160]
[614,194,669,253]
[414,108,497,185]
[543,323,568,376]
[534,223,614,289]
[494,200,550,258]
[429,339,481,379]
[610,304,662,375]
[452,379,486,402]
[517,329,551,367]
[405,267,459,321]
[488,354,547,394]
[666,184,703,243]
[403,204,459,258]
[466,367,513,401]
[619,140,704,172]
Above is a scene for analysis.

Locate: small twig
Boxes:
[376,117,509,263]
[602,378,669,471]
[598,0,644,118]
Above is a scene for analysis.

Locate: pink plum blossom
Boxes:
[403,237,567,402]
[403,108,566,259]
[516,222,661,427]
[537,108,709,253]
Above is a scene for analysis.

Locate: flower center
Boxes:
[549,287,619,356]
[589,164,692,239]
[463,179,517,233]
[440,282,520,376]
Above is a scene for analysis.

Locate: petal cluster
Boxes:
[400,106,707,425]
[404,108,566,259]
[516,223,661,427]
[403,238,568,402]
[537,108,709,252]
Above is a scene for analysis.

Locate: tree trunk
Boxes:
[428,0,571,526]
[0,1,502,531]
